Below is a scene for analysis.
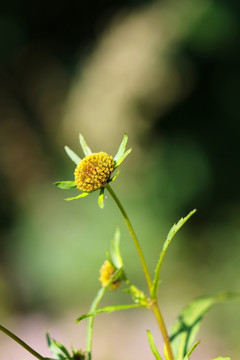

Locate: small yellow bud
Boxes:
[99,260,121,290]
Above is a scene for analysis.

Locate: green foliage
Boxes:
[169,292,239,360]
[147,330,163,360]
[46,331,71,360]
[54,181,77,189]
[113,133,132,167]
[65,192,90,201]
[183,340,200,360]
[98,188,105,209]
[152,209,197,299]
[109,227,123,268]
[79,134,92,156]
[64,146,81,165]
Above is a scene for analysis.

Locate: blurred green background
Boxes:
[0,0,240,359]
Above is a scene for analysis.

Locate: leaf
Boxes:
[210,357,231,360]
[65,192,90,201]
[114,134,132,167]
[126,285,148,306]
[114,148,132,168]
[76,304,142,322]
[170,292,239,360]
[110,168,120,182]
[151,209,196,299]
[146,330,163,360]
[98,188,105,209]
[163,344,171,360]
[79,134,92,156]
[53,181,77,189]
[110,227,123,268]
[183,340,200,359]
[64,146,81,165]
[46,331,71,360]
[114,134,128,163]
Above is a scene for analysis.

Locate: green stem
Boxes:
[86,268,122,360]
[106,184,152,293]
[151,302,174,360]
[106,184,174,360]
[0,324,45,360]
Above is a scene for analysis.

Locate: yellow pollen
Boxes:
[74,152,114,192]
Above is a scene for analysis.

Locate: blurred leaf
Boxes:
[170,292,239,360]
[115,148,132,167]
[163,344,171,360]
[110,227,123,268]
[152,209,196,298]
[146,330,163,360]
[54,181,77,189]
[125,284,148,306]
[210,357,231,360]
[114,134,132,167]
[65,192,90,201]
[183,340,200,359]
[114,134,128,163]
[46,332,71,360]
[64,146,81,165]
[110,168,120,182]
[98,188,105,209]
[76,303,142,322]
[79,134,92,156]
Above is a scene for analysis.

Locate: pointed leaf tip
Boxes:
[79,134,92,156]
[65,192,90,201]
[114,134,129,164]
[64,146,81,165]
[147,330,163,360]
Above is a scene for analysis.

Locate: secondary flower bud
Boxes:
[99,260,121,290]
[74,152,114,192]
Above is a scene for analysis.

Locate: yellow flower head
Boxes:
[54,134,131,208]
[99,260,121,290]
[74,152,114,192]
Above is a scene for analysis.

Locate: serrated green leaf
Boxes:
[146,330,163,360]
[46,331,71,360]
[65,192,90,201]
[151,210,196,299]
[110,227,123,268]
[170,292,239,360]
[114,134,128,163]
[114,148,132,167]
[98,188,105,209]
[79,134,92,156]
[64,146,81,165]
[54,181,77,189]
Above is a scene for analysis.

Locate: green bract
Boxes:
[54,134,131,209]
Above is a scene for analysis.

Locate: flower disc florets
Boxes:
[74,152,114,192]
